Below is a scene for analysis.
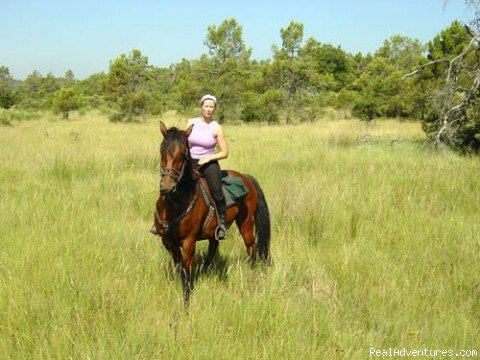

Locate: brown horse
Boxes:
[153,122,271,304]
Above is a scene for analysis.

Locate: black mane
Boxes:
[161,127,186,155]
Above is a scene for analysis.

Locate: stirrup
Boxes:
[215,224,228,240]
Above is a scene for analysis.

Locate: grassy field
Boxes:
[1,112,479,359]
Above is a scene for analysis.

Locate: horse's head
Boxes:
[159,121,194,196]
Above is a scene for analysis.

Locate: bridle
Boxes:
[159,143,190,193]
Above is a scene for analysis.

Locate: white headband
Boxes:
[200,94,217,106]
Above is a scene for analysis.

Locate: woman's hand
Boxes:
[198,157,211,166]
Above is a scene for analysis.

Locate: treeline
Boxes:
[0,19,472,125]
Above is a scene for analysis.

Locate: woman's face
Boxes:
[201,100,216,119]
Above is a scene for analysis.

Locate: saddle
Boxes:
[197,171,249,234]
[198,170,249,207]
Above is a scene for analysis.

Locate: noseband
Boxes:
[160,164,185,182]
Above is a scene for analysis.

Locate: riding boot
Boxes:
[215,198,228,240]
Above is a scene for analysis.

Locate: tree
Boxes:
[149,66,172,115]
[104,49,153,121]
[52,87,81,119]
[336,88,359,118]
[241,88,283,124]
[0,66,15,109]
[407,14,480,152]
[352,57,406,120]
[204,18,251,62]
[376,35,425,71]
[17,71,61,109]
[271,21,318,123]
[375,35,427,119]
[42,72,61,94]
[170,59,199,113]
[302,38,354,91]
[201,18,252,122]
[279,21,304,59]
[426,20,470,77]
[352,52,373,77]
[63,69,75,88]
[21,71,43,95]
[76,72,108,108]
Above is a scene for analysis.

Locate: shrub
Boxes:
[0,110,11,126]
[0,92,15,109]
[451,98,480,153]
[241,90,282,124]
[352,93,381,121]
[241,101,279,124]
[52,88,82,119]
[109,112,126,123]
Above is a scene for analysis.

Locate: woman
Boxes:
[187,94,229,240]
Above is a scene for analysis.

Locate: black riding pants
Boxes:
[191,159,224,203]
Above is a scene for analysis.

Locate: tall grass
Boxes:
[0,115,479,359]
[0,109,45,126]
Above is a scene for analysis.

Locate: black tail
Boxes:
[247,175,271,263]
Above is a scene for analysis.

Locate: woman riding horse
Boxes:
[151,94,228,240]
[151,113,271,304]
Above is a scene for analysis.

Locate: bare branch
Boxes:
[435,69,480,146]
[446,36,479,81]
[403,59,450,77]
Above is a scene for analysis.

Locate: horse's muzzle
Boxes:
[160,181,176,195]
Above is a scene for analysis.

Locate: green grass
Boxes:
[1,114,479,359]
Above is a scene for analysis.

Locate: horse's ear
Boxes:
[159,121,167,137]
[184,124,194,137]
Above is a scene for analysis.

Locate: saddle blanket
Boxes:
[221,172,249,207]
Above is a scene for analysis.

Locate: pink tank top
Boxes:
[188,117,219,159]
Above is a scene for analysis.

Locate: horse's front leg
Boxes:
[161,237,182,277]
[180,237,196,306]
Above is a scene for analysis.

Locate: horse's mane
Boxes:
[161,127,185,155]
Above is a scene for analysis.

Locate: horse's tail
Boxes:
[246,175,271,263]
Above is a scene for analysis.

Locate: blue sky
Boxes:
[0,0,472,80]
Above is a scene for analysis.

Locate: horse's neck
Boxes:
[163,180,197,212]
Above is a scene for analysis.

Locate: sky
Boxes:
[0,0,473,80]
